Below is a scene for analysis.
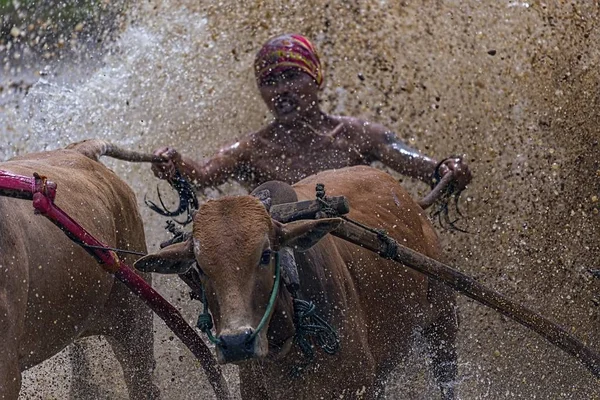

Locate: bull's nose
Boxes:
[217,329,256,363]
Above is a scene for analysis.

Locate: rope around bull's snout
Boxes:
[194,250,340,373]
[196,252,282,346]
[197,290,223,346]
[249,252,281,342]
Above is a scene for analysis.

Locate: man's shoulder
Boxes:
[226,129,267,146]
[215,132,256,158]
[330,115,360,127]
[246,127,274,146]
[222,129,274,157]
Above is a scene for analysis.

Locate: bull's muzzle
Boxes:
[216,329,256,363]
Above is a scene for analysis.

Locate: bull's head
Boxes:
[135,196,341,364]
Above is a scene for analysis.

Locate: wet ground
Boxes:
[3,0,599,399]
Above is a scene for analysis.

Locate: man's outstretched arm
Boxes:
[364,121,472,190]
[151,140,249,189]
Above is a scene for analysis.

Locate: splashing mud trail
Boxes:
[3,1,599,399]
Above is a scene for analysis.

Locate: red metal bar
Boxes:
[0,170,56,201]
[0,170,230,399]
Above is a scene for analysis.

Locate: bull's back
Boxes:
[293,165,439,257]
[0,149,145,368]
[292,166,443,363]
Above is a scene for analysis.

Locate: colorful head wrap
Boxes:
[254,34,324,88]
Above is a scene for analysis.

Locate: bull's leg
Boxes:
[0,360,20,400]
[69,341,107,399]
[424,280,459,400]
[102,282,160,400]
[0,304,21,399]
[372,375,387,400]
[105,332,160,400]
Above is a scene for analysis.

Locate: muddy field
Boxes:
[2,0,599,399]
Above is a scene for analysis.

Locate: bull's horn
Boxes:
[252,189,272,210]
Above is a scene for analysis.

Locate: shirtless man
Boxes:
[152,33,472,198]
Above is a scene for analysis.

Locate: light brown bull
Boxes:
[137,165,458,399]
[0,141,159,399]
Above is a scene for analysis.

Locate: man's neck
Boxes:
[273,111,333,141]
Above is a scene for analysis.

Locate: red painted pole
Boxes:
[31,193,231,400]
[0,171,56,201]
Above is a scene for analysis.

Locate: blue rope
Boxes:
[293,298,340,358]
[196,291,222,346]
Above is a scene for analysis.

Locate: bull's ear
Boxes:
[134,238,195,274]
[276,218,342,251]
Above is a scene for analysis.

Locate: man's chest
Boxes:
[248,140,369,183]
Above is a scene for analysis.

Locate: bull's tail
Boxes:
[65,139,161,163]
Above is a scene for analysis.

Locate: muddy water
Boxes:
[3,0,599,399]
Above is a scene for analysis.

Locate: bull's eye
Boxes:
[260,249,272,266]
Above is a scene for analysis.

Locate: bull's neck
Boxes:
[266,290,296,350]
[265,249,344,365]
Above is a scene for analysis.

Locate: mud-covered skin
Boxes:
[153,113,471,188]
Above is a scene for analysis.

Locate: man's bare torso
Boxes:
[237,116,374,186]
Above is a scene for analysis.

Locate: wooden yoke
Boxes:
[270,195,350,222]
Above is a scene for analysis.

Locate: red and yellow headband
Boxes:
[254,34,324,88]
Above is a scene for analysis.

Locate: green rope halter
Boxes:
[196,252,281,345]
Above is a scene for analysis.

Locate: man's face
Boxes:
[258,68,320,124]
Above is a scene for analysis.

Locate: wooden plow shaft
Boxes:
[333,220,600,378]
[271,198,600,379]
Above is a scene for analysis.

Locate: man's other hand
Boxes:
[151,147,181,180]
[438,157,472,192]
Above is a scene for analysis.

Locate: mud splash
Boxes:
[3,1,599,399]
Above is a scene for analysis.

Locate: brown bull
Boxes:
[137,165,458,399]
[0,141,159,399]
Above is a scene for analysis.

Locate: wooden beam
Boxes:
[331,219,600,379]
